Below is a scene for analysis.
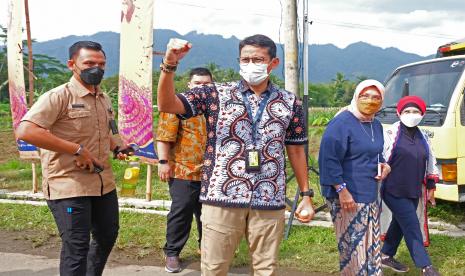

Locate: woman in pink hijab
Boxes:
[320,79,391,275]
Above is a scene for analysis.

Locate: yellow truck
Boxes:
[377,39,465,202]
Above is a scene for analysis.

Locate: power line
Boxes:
[164,0,459,40]
[165,0,278,18]
[310,18,458,39]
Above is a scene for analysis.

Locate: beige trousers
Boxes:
[200,204,285,276]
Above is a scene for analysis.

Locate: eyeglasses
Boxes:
[358,94,382,101]
[237,57,266,65]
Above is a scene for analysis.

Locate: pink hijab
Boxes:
[336,79,385,121]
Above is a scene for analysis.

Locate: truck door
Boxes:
[457,92,465,201]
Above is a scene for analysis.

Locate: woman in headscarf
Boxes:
[380,96,440,276]
[319,79,391,275]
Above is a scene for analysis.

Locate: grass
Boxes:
[0,157,171,200]
[1,153,464,226]
[1,203,465,275]
[0,104,12,131]
[0,159,38,191]
[428,200,465,226]
[0,155,326,210]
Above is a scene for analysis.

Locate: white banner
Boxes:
[7,0,39,160]
[118,0,157,164]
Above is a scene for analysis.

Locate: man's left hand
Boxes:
[295,196,315,223]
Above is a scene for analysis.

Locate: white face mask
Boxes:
[400,113,423,127]
[239,63,270,85]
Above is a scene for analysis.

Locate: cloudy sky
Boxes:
[0,0,463,56]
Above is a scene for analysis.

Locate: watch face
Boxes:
[159,160,168,164]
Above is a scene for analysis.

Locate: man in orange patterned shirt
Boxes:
[156,67,212,273]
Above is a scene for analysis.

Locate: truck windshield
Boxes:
[378,58,465,126]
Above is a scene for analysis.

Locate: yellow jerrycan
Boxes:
[120,156,140,197]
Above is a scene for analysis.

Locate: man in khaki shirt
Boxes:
[17,41,129,276]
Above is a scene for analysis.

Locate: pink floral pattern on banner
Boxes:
[118,76,156,162]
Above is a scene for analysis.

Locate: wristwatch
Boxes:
[159,59,178,73]
[300,189,314,198]
[74,144,84,156]
[159,159,168,164]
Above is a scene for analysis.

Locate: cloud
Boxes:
[311,0,465,14]
[380,10,456,30]
[1,0,463,57]
[306,0,464,55]
[359,0,465,13]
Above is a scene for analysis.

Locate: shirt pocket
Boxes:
[67,109,93,136]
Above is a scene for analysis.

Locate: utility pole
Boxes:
[302,0,309,145]
[283,0,300,240]
[282,0,299,95]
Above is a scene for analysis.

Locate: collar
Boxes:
[237,79,279,96]
[400,122,418,131]
[347,108,375,122]
[400,122,419,137]
[69,76,103,97]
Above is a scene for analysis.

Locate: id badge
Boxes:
[109,119,119,135]
[245,149,261,172]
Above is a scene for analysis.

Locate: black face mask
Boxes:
[78,67,105,85]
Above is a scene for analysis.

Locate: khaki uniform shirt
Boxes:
[22,77,116,200]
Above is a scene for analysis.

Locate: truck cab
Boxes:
[377,52,465,202]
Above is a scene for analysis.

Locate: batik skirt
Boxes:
[327,198,382,276]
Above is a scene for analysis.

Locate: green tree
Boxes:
[331,72,348,106]
[0,25,8,102]
[355,75,368,83]
[269,73,284,88]
[216,68,240,82]
[204,62,221,78]
[100,74,119,111]
[203,62,240,83]
[341,81,356,105]
[0,25,70,103]
[25,53,70,96]
[308,83,333,107]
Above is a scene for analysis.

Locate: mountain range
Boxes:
[31,29,433,83]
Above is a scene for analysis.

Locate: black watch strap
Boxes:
[159,159,168,164]
[300,189,314,198]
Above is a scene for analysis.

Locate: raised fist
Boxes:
[164,38,191,64]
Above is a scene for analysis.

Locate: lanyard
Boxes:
[241,90,271,146]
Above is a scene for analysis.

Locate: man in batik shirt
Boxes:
[157,34,315,276]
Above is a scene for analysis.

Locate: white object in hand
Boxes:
[167,38,189,51]
[300,209,309,218]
